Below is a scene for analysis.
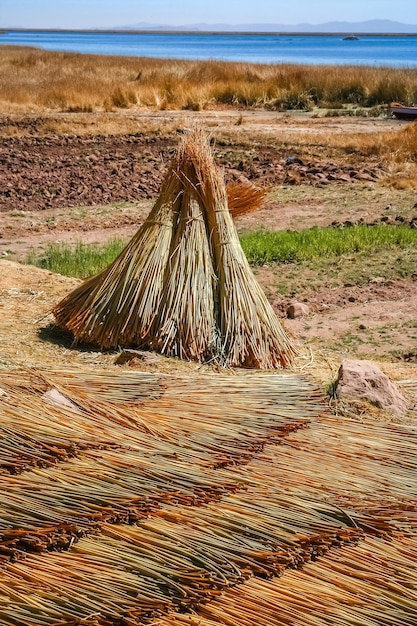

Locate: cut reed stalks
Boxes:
[151,191,218,361]
[242,414,417,534]
[0,366,416,624]
[182,129,295,367]
[0,501,361,624]
[52,163,184,348]
[155,535,417,626]
[0,368,323,557]
[0,368,320,471]
[2,367,414,557]
[226,180,267,219]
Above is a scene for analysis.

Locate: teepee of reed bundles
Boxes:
[53,129,296,368]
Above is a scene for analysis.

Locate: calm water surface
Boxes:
[2,31,417,67]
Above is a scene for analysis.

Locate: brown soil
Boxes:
[279,278,417,360]
[0,111,396,214]
[1,110,417,382]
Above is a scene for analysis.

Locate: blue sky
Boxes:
[2,0,417,28]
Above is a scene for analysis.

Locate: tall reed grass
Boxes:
[321,121,417,170]
[1,45,416,113]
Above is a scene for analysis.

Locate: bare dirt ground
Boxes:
[1,110,416,385]
[0,112,390,216]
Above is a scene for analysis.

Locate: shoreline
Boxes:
[2,29,417,37]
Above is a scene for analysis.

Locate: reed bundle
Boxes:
[0,369,320,475]
[53,129,295,368]
[0,368,325,559]
[0,510,359,626]
[179,130,294,368]
[52,164,183,350]
[241,414,417,534]
[0,548,172,625]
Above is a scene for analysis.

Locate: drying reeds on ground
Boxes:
[53,129,295,368]
[0,366,416,625]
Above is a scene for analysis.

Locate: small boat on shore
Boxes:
[390,102,417,120]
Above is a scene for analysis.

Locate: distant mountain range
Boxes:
[3,19,417,34]
[108,19,417,33]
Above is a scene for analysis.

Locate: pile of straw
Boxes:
[0,366,416,625]
[156,536,417,626]
[0,368,324,559]
[53,129,295,368]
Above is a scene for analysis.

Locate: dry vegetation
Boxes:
[1,44,417,183]
[1,44,417,113]
[286,122,417,185]
[52,130,295,368]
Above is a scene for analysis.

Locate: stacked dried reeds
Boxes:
[53,129,295,368]
[0,368,324,560]
[156,536,417,626]
[52,164,183,349]
[1,534,415,626]
[0,367,417,624]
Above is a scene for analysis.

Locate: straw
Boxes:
[155,535,417,626]
[151,190,218,361]
[53,129,295,368]
[0,366,416,625]
[181,129,296,368]
[53,162,183,348]
[0,367,325,560]
[226,179,267,219]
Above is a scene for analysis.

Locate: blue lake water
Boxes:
[1,31,417,67]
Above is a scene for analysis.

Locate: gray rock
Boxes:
[287,301,310,319]
[336,359,407,413]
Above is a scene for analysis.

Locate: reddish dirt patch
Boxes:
[0,133,170,212]
[266,277,417,361]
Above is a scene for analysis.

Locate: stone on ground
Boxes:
[287,301,310,319]
[336,359,407,414]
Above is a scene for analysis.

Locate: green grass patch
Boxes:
[25,224,417,282]
[240,224,417,265]
[26,239,126,279]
